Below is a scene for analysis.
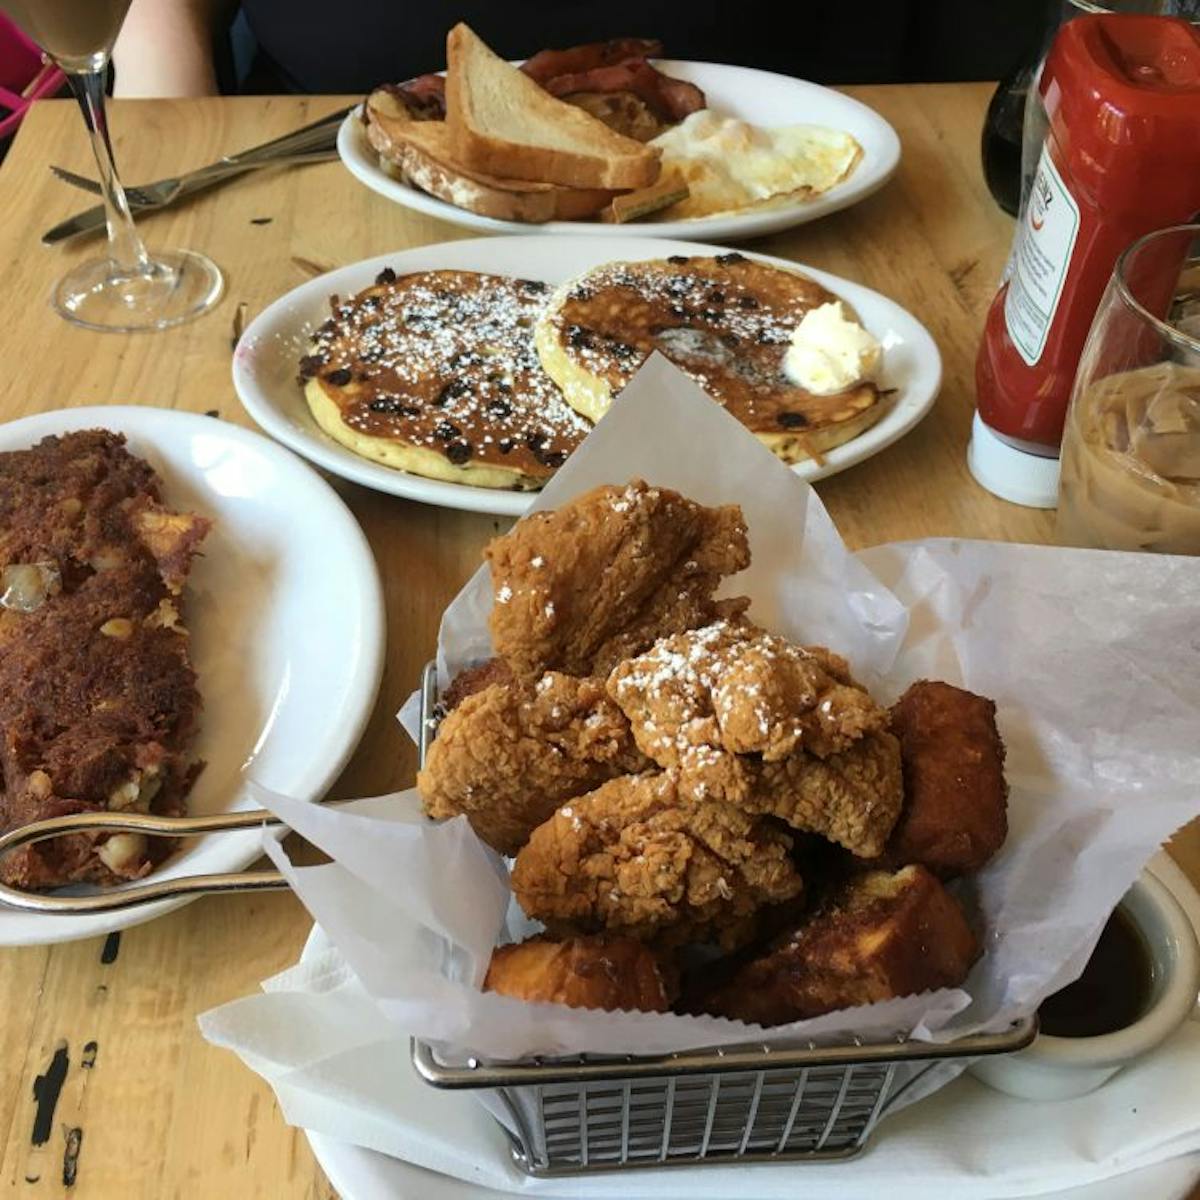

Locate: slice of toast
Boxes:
[365,89,615,223]
[601,167,690,222]
[444,23,661,191]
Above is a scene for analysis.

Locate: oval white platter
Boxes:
[337,60,900,242]
[233,235,941,518]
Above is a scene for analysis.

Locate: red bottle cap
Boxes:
[1041,15,1200,213]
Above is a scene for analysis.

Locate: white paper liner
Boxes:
[249,357,1200,1066]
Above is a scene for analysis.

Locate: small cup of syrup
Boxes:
[971,871,1200,1101]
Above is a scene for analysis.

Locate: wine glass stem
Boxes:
[65,67,150,276]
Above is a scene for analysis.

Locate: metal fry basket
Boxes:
[412,1024,1034,1176]
[412,662,1037,1177]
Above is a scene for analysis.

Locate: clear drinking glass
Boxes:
[1056,224,1200,553]
[0,0,222,332]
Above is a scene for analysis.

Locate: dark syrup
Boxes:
[1037,907,1153,1039]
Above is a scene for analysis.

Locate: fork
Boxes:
[48,105,350,210]
[50,148,337,208]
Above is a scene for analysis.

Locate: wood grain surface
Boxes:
[0,87,1196,1199]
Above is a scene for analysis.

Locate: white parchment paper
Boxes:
[250,357,1200,1064]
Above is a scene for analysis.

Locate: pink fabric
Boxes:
[0,15,65,141]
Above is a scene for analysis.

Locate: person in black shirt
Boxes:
[113,0,1046,97]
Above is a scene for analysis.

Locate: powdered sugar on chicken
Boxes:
[607,620,890,807]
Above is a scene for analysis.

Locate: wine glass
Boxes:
[1056,224,1200,554]
[0,0,222,332]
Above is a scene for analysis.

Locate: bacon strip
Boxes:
[542,61,705,123]
[383,74,446,120]
[377,40,704,127]
[520,39,664,84]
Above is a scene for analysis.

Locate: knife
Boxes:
[42,106,352,245]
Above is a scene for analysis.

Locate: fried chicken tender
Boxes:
[607,620,890,807]
[511,771,804,950]
[417,673,650,856]
[687,865,979,1026]
[439,657,514,714]
[484,934,677,1013]
[746,731,904,859]
[485,480,750,681]
[875,680,1009,877]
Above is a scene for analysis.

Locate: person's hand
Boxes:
[113,0,229,97]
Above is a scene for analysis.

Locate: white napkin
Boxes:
[200,919,1200,1199]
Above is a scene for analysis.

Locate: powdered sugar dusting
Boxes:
[609,619,879,776]
[302,269,591,477]
[545,256,872,436]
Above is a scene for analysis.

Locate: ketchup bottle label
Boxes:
[1003,145,1082,366]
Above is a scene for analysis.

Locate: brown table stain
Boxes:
[62,1126,83,1186]
[99,932,120,965]
[30,1042,69,1145]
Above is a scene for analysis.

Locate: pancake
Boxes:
[301,268,592,490]
[533,253,886,462]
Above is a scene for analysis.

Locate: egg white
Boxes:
[651,112,862,220]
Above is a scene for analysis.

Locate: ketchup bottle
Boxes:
[972,14,1200,507]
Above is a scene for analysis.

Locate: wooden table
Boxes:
[0,86,1196,1200]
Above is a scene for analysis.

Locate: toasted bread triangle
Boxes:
[445,23,661,190]
[364,88,615,221]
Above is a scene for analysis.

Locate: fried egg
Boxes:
[650,110,862,220]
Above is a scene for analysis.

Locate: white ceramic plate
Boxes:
[233,235,941,517]
[0,407,385,946]
[307,1137,1200,1200]
[302,851,1200,1199]
[336,60,900,242]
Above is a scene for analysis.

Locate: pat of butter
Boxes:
[783,301,882,394]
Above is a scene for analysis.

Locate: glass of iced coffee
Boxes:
[1056,224,1200,554]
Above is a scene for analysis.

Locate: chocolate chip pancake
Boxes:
[533,253,886,463]
[301,268,592,490]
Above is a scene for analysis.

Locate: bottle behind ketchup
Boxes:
[973,14,1200,503]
